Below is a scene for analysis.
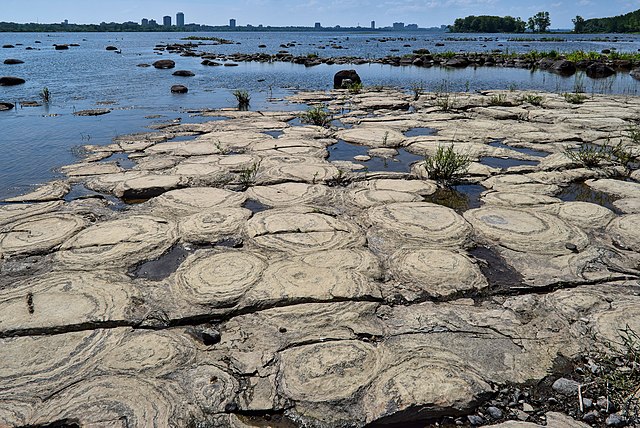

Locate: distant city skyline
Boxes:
[4,0,640,28]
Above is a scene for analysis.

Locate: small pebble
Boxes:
[605,414,626,427]
[582,410,599,424]
[583,397,593,409]
[487,406,503,420]
[467,415,484,426]
[552,377,580,396]
[523,403,534,413]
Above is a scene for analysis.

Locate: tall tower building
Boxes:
[371,20,375,29]
[141,18,149,26]
[163,16,171,26]
[229,18,236,28]
[176,12,184,27]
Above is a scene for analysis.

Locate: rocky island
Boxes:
[0,86,639,427]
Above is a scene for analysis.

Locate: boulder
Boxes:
[153,59,176,69]
[0,102,14,111]
[171,85,188,94]
[106,46,119,51]
[3,59,24,65]
[54,44,69,50]
[629,68,640,80]
[201,60,222,66]
[2,44,15,48]
[0,76,25,86]
[172,70,194,77]
[334,69,361,89]
[445,57,470,68]
[586,62,615,79]
[539,59,576,76]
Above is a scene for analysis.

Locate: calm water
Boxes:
[1,31,640,199]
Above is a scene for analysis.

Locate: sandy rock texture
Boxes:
[1,89,639,427]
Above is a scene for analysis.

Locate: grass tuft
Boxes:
[299,106,332,127]
[424,145,471,181]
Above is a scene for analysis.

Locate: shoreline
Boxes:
[1,87,639,427]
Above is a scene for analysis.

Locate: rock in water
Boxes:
[586,63,615,79]
[0,76,25,86]
[106,46,119,51]
[172,70,194,77]
[334,69,361,89]
[153,59,176,69]
[171,85,188,94]
[0,102,14,111]
[3,59,24,65]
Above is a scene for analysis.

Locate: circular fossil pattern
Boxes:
[0,214,86,257]
[179,208,251,244]
[607,214,640,252]
[173,251,267,307]
[56,215,177,269]
[246,183,330,207]
[366,178,437,195]
[280,340,380,402]
[246,207,365,254]
[152,187,246,216]
[363,354,491,424]
[389,249,488,298]
[367,202,472,248]
[347,189,422,208]
[554,201,615,230]
[481,192,561,207]
[0,272,137,335]
[0,201,62,226]
[464,207,589,255]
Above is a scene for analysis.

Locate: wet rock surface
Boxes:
[1,89,640,427]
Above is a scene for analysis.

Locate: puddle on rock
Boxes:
[99,152,136,169]
[243,199,272,214]
[262,130,284,138]
[488,141,550,158]
[287,117,304,127]
[130,240,242,281]
[479,156,540,169]
[469,245,525,291]
[404,127,437,137]
[328,140,423,173]
[170,134,200,143]
[330,119,354,129]
[63,184,127,211]
[556,181,621,213]
[424,184,485,213]
[236,414,298,428]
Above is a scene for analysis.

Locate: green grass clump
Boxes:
[563,92,588,104]
[347,82,363,94]
[521,94,544,106]
[40,87,51,103]
[239,160,261,188]
[410,81,425,101]
[564,50,601,62]
[299,106,332,127]
[424,145,471,181]
[233,90,251,109]
[488,94,510,106]
[563,143,611,167]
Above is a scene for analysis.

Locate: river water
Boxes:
[1,31,640,199]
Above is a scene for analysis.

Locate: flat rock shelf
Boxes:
[1,88,640,428]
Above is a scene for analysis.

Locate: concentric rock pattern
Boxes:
[2,89,640,427]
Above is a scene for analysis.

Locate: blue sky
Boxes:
[4,0,640,28]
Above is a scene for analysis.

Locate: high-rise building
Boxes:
[176,12,184,27]
[229,18,236,28]
[149,19,157,26]
[392,22,405,30]
[163,16,171,26]
[314,22,321,29]
[371,20,375,29]
[141,18,149,26]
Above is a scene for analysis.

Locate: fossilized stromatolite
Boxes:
[464,207,589,255]
[0,214,87,257]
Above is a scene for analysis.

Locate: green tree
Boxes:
[572,15,585,33]
[528,11,551,32]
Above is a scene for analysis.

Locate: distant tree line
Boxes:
[450,16,526,33]
[573,9,640,33]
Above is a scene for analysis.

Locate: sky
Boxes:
[4,0,640,29]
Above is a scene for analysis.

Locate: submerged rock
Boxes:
[334,69,361,89]
[153,59,176,69]
[0,76,25,86]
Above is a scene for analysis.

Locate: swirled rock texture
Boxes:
[3,89,640,428]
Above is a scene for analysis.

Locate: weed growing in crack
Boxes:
[410,81,425,101]
[233,89,250,110]
[424,145,471,181]
[564,92,588,104]
[239,160,261,188]
[299,106,332,127]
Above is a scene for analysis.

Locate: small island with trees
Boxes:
[450,8,640,33]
